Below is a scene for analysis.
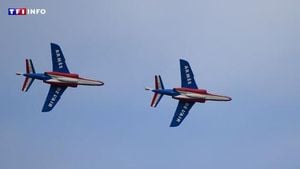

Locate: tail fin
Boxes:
[150,75,164,107]
[21,59,35,92]
[155,75,164,90]
[26,59,35,74]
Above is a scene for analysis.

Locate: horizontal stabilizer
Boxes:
[22,77,34,92]
[149,75,165,107]
[155,75,164,90]
[21,59,36,92]
[150,93,163,107]
[26,59,35,74]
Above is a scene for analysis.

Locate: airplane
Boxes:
[16,43,104,112]
[146,59,231,127]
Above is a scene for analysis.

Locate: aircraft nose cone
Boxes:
[227,97,232,101]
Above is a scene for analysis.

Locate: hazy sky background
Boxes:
[1,0,300,169]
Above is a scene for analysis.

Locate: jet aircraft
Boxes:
[146,59,231,127]
[17,43,104,112]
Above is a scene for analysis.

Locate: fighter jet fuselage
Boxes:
[17,43,104,112]
[22,72,103,87]
[152,87,231,103]
[146,59,232,127]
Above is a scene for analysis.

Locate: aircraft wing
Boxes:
[180,59,198,89]
[51,43,70,73]
[170,100,195,127]
[42,85,67,112]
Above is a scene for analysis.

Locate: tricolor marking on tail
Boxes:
[26,59,35,74]
[21,59,36,92]
[155,75,164,90]
[150,75,164,107]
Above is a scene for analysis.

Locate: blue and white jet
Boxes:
[146,59,231,127]
[16,43,104,112]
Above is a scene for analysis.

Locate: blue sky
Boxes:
[1,0,300,169]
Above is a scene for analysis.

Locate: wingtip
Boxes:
[42,106,51,112]
[169,124,179,127]
[179,58,187,62]
[50,43,59,47]
[41,109,50,113]
[150,104,157,108]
